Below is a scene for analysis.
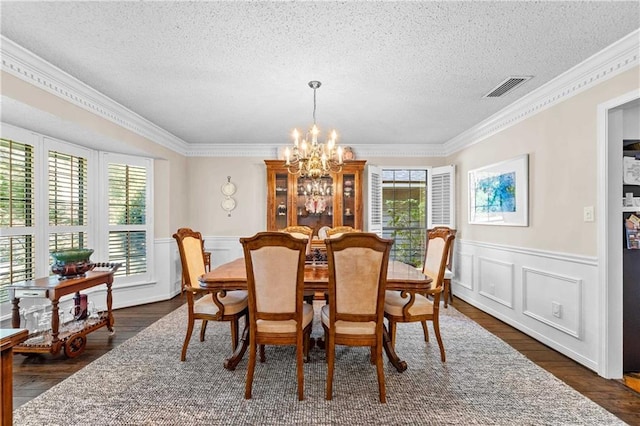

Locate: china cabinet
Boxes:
[265,159,366,236]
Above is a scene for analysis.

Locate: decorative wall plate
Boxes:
[221,176,237,216]
[221,178,237,196]
[221,197,236,212]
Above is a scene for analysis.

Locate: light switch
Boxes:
[552,301,562,318]
[583,206,594,222]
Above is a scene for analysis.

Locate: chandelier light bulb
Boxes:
[283,80,344,181]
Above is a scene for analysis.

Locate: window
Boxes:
[382,169,427,268]
[372,165,455,269]
[48,150,88,253]
[0,124,155,311]
[0,138,35,303]
[105,157,151,278]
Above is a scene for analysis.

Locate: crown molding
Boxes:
[2,29,637,159]
[349,143,447,158]
[1,35,189,156]
[444,29,640,156]
[186,144,278,157]
[187,142,447,158]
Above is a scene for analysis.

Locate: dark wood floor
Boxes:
[8,296,640,424]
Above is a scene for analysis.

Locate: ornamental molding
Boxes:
[443,29,639,156]
[2,30,638,159]
[1,35,189,156]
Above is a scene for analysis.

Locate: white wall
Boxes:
[448,67,640,374]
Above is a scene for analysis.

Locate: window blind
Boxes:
[0,139,35,302]
[108,163,147,277]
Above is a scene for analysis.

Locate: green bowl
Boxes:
[51,248,94,264]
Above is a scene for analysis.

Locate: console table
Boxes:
[9,263,119,358]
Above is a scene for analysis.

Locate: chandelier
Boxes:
[284,81,344,180]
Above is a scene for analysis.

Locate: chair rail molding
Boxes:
[453,238,600,372]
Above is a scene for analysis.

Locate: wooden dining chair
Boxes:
[240,232,313,401]
[384,228,454,362]
[173,228,248,362]
[280,225,313,255]
[428,226,457,308]
[322,233,393,403]
[325,226,358,239]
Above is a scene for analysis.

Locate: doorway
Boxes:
[598,90,640,388]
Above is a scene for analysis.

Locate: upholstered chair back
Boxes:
[333,247,384,316]
[250,245,300,314]
[183,235,206,287]
[325,233,393,325]
[422,228,453,291]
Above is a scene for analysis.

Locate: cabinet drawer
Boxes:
[14,288,48,298]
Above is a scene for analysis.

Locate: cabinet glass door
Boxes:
[296,176,333,236]
[342,173,356,228]
[274,172,289,230]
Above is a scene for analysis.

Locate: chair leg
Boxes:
[375,342,386,403]
[323,325,329,360]
[443,279,450,308]
[303,328,311,363]
[181,314,195,362]
[432,317,446,362]
[200,319,208,342]
[297,333,305,401]
[326,333,335,400]
[259,344,266,363]
[421,320,430,342]
[245,338,256,399]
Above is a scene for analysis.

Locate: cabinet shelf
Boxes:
[265,160,366,235]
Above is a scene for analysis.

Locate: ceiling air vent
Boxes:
[483,76,532,98]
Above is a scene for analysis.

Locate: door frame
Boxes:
[597,89,640,378]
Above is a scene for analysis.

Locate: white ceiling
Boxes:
[1,1,639,151]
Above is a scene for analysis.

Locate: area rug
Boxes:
[13,303,624,425]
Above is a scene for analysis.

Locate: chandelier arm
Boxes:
[284,80,342,180]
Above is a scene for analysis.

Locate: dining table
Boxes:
[199,257,432,373]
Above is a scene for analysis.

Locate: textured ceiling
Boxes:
[1,1,639,149]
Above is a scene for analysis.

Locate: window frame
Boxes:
[99,152,154,285]
[0,123,155,313]
[368,165,456,268]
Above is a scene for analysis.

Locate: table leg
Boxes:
[106,282,114,332]
[382,324,407,372]
[11,296,20,328]
[223,318,249,371]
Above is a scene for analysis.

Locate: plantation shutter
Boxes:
[367,165,383,236]
[0,138,35,302]
[48,150,88,252]
[428,165,455,229]
[108,163,148,276]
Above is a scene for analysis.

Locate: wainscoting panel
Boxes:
[203,236,244,268]
[477,257,514,308]
[452,239,599,372]
[522,267,582,339]
[455,253,474,291]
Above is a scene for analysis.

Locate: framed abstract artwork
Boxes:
[468,154,529,226]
